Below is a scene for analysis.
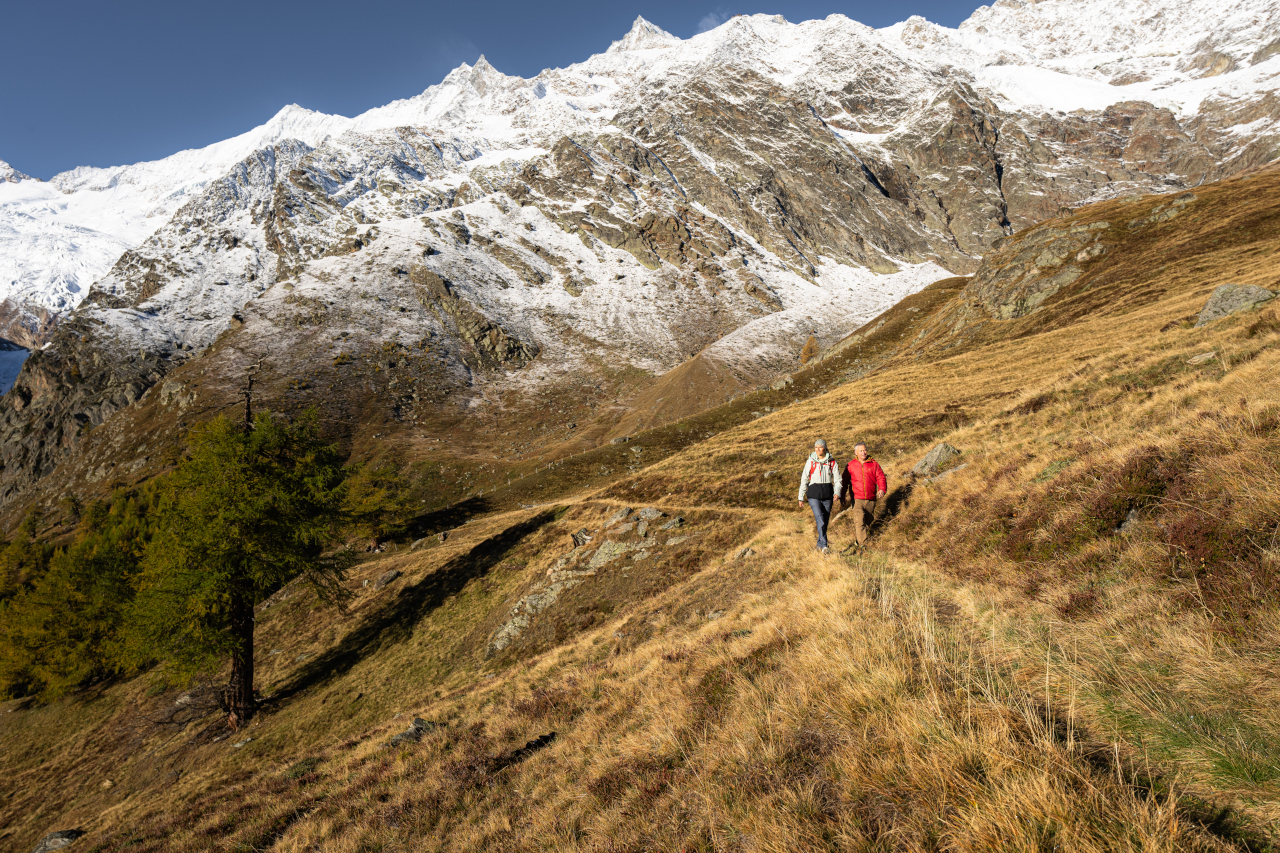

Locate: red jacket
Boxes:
[845,458,887,500]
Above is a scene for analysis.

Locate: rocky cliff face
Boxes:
[1,0,1279,512]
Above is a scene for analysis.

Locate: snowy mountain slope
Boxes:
[4,0,1278,319]
[0,106,353,313]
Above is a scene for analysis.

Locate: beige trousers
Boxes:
[849,498,882,545]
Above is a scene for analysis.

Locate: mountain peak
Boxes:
[608,16,680,53]
[0,159,34,183]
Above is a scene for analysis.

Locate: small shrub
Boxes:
[285,757,322,780]
[1059,588,1100,619]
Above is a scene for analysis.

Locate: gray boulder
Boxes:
[388,717,441,746]
[33,831,85,853]
[1195,284,1275,327]
[911,443,962,478]
[373,569,401,590]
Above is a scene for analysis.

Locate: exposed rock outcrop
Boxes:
[1195,284,1276,327]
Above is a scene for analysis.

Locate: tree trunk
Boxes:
[223,591,255,729]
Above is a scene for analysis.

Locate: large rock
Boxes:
[1195,284,1276,327]
[911,443,963,478]
[33,830,85,853]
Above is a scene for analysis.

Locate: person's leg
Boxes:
[818,498,832,549]
[852,499,870,545]
[866,498,880,539]
[808,498,831,549]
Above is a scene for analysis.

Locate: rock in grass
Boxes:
[660,516,684,530]
[607,507,632,525]
[33,830,85,853]
[911,443,963,478]
[636,507,665,521]
[1195,284,1276,327]
[373,569,401,590]
[388,717,441,746]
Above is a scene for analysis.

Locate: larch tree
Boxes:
[800,335,819,364]
[123,408,351,727]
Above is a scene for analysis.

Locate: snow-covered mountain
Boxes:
[0,0,1278,508]
[2,0,1277,318]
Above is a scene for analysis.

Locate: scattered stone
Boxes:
[637,520,649,537]
[388,717,442,746]
[373,569,401,590]
[734,546,755,560]
[409,537,429,551]
[1187,351,1217,365]
[570,528,593,547]
[706,610,726,620]
[911,443,963,478]
[589,541,639,569]
[99,779,113,790]
[32,830,85,853]
[1117,508,1141,535]
[660,516,684,530]
[610,436,630,444]
[630,445,643,454]
[667,535,690,546]
[763,470,778,479]
[636,507,665,521]
[612,523,635,535]
[607,507,632,525]
[231,738,253,749]
[1195,284,1276,327]
[771,376,793,390]
[438,531,449,542]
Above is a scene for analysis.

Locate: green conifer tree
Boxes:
[122,409,351,727]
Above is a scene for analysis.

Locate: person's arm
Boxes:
[798,461,810,503]
[832,459,844,503]
[875,461,887,499]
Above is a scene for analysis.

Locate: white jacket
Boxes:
[798,452,843,502]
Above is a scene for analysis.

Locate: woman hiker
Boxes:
[798,438,843,553]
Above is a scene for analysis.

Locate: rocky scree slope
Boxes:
[2,0,1280,512]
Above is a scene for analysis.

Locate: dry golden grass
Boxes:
[66,520,1268,851]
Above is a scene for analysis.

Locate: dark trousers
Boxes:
[808,498,833,549]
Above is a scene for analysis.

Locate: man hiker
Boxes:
[843,442,887,549]
[798,438,842,553]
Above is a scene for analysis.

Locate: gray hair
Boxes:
[813,438,827,449]
[854,441,867,450]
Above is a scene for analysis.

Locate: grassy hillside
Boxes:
[2,165,1280,851]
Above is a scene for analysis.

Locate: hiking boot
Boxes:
[821,546,830,555]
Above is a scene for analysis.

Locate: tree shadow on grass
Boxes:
[269,507,558,704]
[403,495,493,540]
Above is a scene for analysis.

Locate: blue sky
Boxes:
[3,0,978,179]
